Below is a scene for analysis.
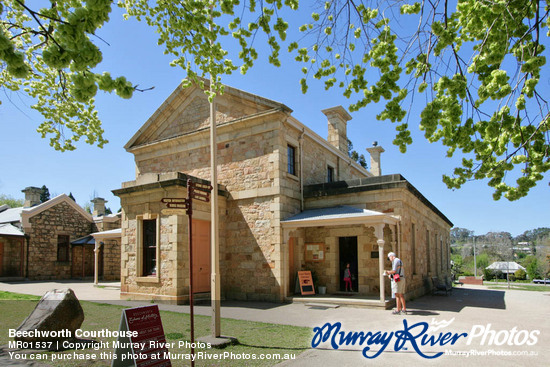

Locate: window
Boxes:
[327,166,334,183]
[411,223,417,275]
[143,219,157,276]
[57,235,70,262]
[287,145,296,175]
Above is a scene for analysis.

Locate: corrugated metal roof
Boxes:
[0,223,25,237]
[91,228,121,238]
[0,207,23,224]
[486,262,526,273]
[282,205,388,223]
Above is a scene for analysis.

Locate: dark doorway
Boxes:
[339,237,358,292]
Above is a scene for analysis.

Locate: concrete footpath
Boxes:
[0,280,549,366]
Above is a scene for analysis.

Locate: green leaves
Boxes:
[120,1,297,99]
[1,0,131,151]
[285,0,549,201]
[2,0,549,200]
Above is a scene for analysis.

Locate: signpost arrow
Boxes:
[161,198,188,204]
[190,192,210,202]
[166,203,189,209]
[161,209,187,216]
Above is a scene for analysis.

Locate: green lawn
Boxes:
[0,295,311,366]
[487,284,550,292]
[0,291,41,300]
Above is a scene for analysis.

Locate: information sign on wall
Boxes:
[305,243,325,262]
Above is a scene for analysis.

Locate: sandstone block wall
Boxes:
[102,239,121,280]
[222,196,280,302]
[118,180,227,304]
[25,202,95,280]
[282,121,368,188]
[304,186,451,299]
[128,111,286,302]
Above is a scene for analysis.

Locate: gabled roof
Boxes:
[21,194,93,228]
[486,262,526,273]
[0,223,25,237]
[281,205,399,228]
[125,79,292,151]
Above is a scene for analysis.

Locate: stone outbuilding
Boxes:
[113,81,453,305]
[0,188,121,281]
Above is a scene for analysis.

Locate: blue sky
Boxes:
[0,5,548,236]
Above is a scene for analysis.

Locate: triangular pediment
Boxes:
[125,81,292,150]
[20,194,93,228]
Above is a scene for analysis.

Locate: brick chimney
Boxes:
[367,144,385,176]
[91,197,107,216]
[322,106,351,154]
[21,186,42,207]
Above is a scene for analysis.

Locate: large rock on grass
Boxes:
[15,288,84,343]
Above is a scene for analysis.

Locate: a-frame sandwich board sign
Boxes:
[112,305,171,367]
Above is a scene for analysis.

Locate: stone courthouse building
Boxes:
[0,188,120,281]
[114,81,453,306]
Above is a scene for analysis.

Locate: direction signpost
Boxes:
[161,179,211,366]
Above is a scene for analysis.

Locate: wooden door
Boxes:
[192,220,211,293]
[71,246,78,278]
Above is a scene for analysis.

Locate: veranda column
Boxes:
[94,243,100,285]
[377,238,386,303]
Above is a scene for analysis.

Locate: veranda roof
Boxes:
[91,228,121,240]
[0,223,25,237]
[71,235,95,245]
[281,205,399,228]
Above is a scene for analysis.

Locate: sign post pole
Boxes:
[162,180,212,366]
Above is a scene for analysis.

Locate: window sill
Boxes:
[136,276,160,284]
[285,173,299,182]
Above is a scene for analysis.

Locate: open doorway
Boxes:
[339,237,358,292]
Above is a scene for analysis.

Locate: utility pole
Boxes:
[473,235,477,277]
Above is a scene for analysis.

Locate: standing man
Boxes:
[387,252,407,315]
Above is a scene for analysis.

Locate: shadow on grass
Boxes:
[220,301,288,311]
